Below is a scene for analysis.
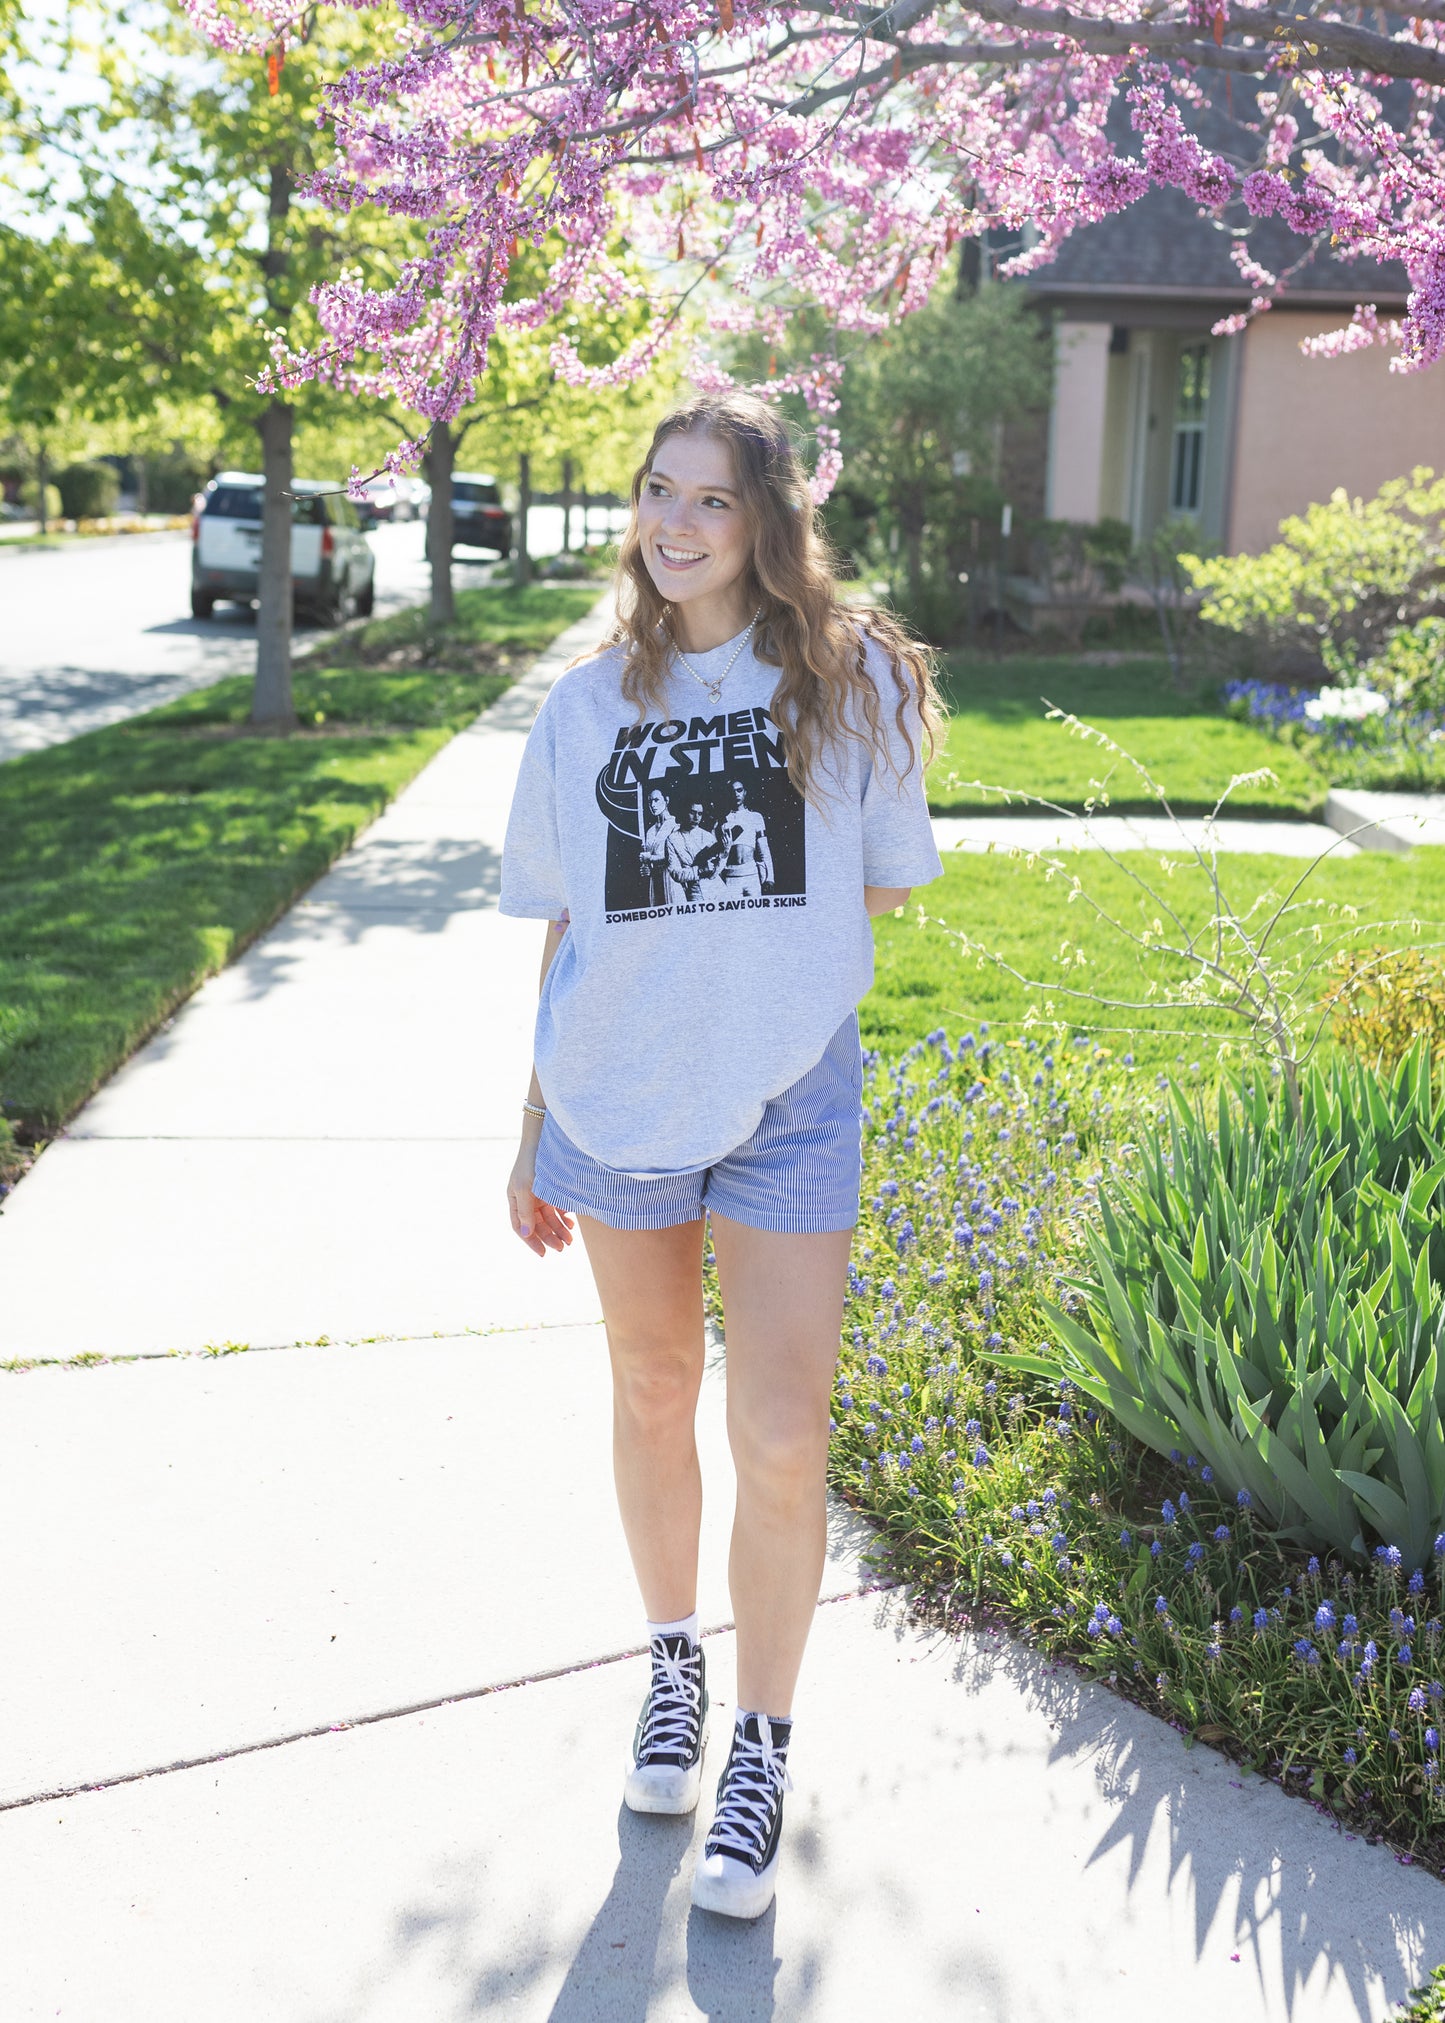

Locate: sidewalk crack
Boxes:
[0,1583,898,1814]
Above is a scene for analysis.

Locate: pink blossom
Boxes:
[175,0,1445,473]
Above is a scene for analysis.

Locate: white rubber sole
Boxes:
[690,1847,779,1920]
[623,1723,709,1816]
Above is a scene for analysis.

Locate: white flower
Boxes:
[1303,684,1390,723]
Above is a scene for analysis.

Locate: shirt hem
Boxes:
[863,863,945,886]
[498,897,567,920]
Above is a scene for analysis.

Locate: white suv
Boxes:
[191,474,376,623]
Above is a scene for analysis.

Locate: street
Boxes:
[0,504,624,762]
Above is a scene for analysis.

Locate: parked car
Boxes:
[190,473,376,622]
[354,474,428,528]
[451,472,512,558]
[355,477,399,529]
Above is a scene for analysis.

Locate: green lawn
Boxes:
[0,582,599,1136]
[862,845,1445,1064]
[928,651,1324,817]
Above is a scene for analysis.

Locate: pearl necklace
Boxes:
[672,613,761,704]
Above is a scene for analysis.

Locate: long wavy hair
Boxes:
[610,390,943,804]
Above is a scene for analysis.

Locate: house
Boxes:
[1026,174,1445,554]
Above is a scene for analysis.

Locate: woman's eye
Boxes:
[702,494,731,510]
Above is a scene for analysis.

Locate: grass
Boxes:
[862,846,1445,1066]
[0,581,599,1137]
[928,651,1324,817]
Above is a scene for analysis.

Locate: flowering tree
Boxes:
[182,0,1445,494]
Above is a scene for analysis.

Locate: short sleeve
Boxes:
[859,643,945,889]
[499,693,567,919]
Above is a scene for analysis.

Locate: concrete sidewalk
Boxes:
[1326,788,1445,853]
[2,605,1443,2018]
[0,601,614,1359]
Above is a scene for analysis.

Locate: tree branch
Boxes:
[785,0,1445,89]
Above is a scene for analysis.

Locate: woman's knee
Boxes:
[728,1405,828,1506]
[609,1334,703,1436]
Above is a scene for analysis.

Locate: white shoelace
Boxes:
[638,1637,702,1760]
[707,1718,794,1864]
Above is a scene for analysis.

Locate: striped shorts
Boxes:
[533,1013,863,1235]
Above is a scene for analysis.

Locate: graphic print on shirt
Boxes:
[595,705,806,921]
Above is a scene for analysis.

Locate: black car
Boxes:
[451,473,512,558]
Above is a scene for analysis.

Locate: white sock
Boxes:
[647,1610,699,1645]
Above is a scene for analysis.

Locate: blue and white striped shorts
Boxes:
[533,1012,863,1235]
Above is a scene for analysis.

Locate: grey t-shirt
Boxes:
[499,625,944,1173]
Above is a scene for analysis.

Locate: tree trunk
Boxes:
[561,456,574,553]
[252,399,296,729]
[35,442,48,534]
[514,451,532,586]
[425,421,456,627]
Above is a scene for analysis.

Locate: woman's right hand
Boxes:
[508,1137,575,1258]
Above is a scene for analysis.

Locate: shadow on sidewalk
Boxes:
[915,1607,1445,2017]
[545,1808,788,2023]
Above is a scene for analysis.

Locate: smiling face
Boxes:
[636,430,754,631]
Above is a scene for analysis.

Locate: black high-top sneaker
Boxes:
[624,1633,710,1815]
[691,1712,792,1919]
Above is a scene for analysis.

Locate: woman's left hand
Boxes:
[508,1142,576,1257]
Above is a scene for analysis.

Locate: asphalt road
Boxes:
[0,504,624,762]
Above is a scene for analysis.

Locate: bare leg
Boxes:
[709,1214,852,1718]
[575,1214,707,1623]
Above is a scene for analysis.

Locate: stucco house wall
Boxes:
[1046,322,1111,522]
[1026,119,1443,557]
[1228,313,1445,553]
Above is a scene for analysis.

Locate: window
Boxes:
[203,486,261,520]
[202,487,338,524]
[1169,344,1210,514]
[453,480,500,506]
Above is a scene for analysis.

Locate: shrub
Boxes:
[1367,616,1445,715]
[56,461,120,521]
[1023,517,1134,650]
[1186,470,1445,678]
[1329,946,1445,1071]
[998,1046,1445,1566]
[141,450,208,515]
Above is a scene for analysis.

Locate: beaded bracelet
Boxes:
[521,1098,547,1119]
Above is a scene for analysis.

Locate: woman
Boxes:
[638,786,678,907]
[718,776,773,897]
[500,390,943,1921]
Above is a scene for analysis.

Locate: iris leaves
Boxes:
[999,1041,1445,1564]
